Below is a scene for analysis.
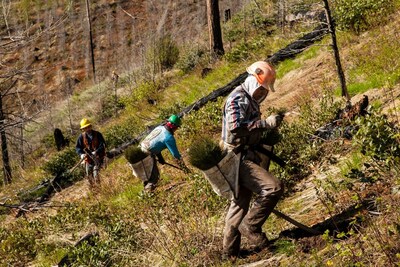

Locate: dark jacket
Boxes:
[76,130,106,164]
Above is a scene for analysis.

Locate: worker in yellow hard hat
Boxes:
[76,118,106,189]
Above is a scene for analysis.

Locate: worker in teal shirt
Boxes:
[139,114,188,191]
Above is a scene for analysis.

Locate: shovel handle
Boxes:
[272,209,321,235]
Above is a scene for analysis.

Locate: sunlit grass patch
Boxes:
[110,183,143,207]
[277,58,301,79]
[35,247,68,267]
[277,45,321,79]
[346,29,400,95]
[165,62,242,106]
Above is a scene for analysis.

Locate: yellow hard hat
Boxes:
[246,61,276,92]
[80,118,92,129]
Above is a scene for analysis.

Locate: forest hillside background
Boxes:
[0,0,400,266]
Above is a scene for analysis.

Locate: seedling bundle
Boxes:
[188,137,225,170]
[124,146,153,182]
[188,137,239,199]
[124,145,148,164]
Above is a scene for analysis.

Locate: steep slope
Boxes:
[1,0,245,104]
[0,1,399,267]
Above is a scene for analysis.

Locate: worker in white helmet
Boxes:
[220,61,284,259]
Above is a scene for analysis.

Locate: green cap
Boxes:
[168,114,181,127]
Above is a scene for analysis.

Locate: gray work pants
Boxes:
[144,156,160,189]
[86,162,100,188]
[222,156,283,255]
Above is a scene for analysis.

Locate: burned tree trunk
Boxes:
[85,0,96,83]
[54,128,67,151]
[322,0,349,100]
[0,93,12,184]
[206,0,224,58]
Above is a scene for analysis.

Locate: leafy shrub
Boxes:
[100,93,125,120]
[41,132,56,149]
[188,137,225,170]
[273,91,344,189]
[124,145,148,164]
[103,121,136,149]
[180,97,223,139]
[250,13,275,31]
[36,147,85,199]
[0,231,36,264]
[224,26,243,43]
[157,101,187,122]
[224,42,251,63]
[157,34,180,71]
[146,34,179,73]
[223,5,274,44]
[334,0,395,33]
[224,35,269,63]
[42,147,80,177]
[175,46,207,74]
[64,236,111,267]
[131,80,160,103]
[0,221,39,265]
[353,107,400,168]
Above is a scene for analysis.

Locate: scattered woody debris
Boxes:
[314,95,369,140]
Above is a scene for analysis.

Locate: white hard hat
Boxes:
[246,61,276,92]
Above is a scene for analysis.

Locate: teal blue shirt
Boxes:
[140,125,181,159]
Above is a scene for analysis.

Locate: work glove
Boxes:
[264,114,284,129]
[80,154,86,160]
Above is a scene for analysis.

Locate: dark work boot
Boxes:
[222,227,241,261]
[238,223,269,249]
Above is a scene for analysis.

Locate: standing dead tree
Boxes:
[277,0,287,32]
[111,70,119,116]
[1,0,12,39]
[85,0,96,84]
[0,81,13,184]
[322,0,349,100]
[0,73,41,184]
[206,0,224,58]
[0,7,70,184]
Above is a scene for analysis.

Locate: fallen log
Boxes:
[0,201,74,217]
[107,22,329,159]
[38,158,84,203]
[272,209,321,235]
[5,155,84,209]
[58,232,100,267]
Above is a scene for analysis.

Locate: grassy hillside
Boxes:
[1,0,400,266]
